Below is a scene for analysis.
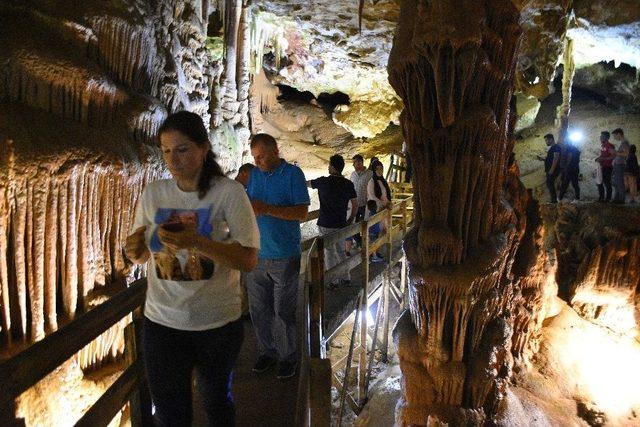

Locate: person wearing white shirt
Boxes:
[125,111,260,426]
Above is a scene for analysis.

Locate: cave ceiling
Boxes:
[255,0,640,138]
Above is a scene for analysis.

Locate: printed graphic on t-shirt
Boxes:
[149,207,215,281]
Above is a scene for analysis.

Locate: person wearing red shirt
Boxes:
[595,131,616,202]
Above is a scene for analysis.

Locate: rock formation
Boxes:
[0,0,255,363]
[387,0,554,424]
[544,204,640,337]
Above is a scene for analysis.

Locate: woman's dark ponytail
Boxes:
[198,149,223,199]
[158,111,224,199]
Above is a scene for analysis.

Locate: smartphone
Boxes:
[162,222,184,232]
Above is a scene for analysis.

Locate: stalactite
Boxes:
[29,172,47,341]
[0,184,10,336]
[0,0,229,376]
[236,1,251,104]
[90,16,156,94]
[556,37,575,144]
[13,185,28,339]
[64,172,79,317]
[0,54,129,128]
[249,11,289,75]
[44,181,58,332]
[0,153,163,347]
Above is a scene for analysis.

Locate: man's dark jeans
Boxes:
[351,206,367,246]
[598,166,613,201]
[546,172,559,203]
[142,317,244,427]
[559,169,580,200]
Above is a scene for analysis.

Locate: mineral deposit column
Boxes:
[387,0,525,424]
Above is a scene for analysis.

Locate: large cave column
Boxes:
[388,0,525,424]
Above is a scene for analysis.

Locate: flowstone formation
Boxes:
[387,0,551,424]
[544,204,640,338]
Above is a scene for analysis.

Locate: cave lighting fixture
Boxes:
[568,130,584,144]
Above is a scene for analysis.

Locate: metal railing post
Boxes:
[358,220,370,407]
[381,206,393,362]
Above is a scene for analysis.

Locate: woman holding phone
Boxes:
[124,111,260,426]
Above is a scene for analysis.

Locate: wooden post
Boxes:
[358,221,370,406]
[381,207,393,362]
[124,316,152,427]
[309,358,332,427]
[309,239,325,358]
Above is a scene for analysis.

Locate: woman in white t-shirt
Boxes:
[125,111,260,426]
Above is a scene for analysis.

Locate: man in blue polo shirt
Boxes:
[246,133,310,379]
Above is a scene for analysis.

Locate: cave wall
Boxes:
[0,0,252,358]
[543,204,640,337]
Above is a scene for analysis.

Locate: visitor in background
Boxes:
[536,133,561,203]
[368,160,392,211]
[245,133,310,379]
[234,162,256,316]
[368,156,380,172]
[346,154,373,253]
[125,111,260,426]
[235,162,255,188]
[368,160,392,233]
[625,145,638,203]
[612,128,630,204]
[595,131,615,202]
[308,154,358,286]
[366,200,384,263]
[558,140,581,201]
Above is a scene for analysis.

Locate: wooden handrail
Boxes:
[0,279,147,404]
[75,361,143,427]
[298,196,412,424]
[0,192,410,426]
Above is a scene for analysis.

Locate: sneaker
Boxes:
[277,361,297,379]
[252,355,277,373]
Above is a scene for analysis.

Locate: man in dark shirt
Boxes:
[309,154,358,285]
[537,133,561,203]
[559,142,580,201]
[595,131,616,202]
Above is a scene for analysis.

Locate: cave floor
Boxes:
[193,318,298,427]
